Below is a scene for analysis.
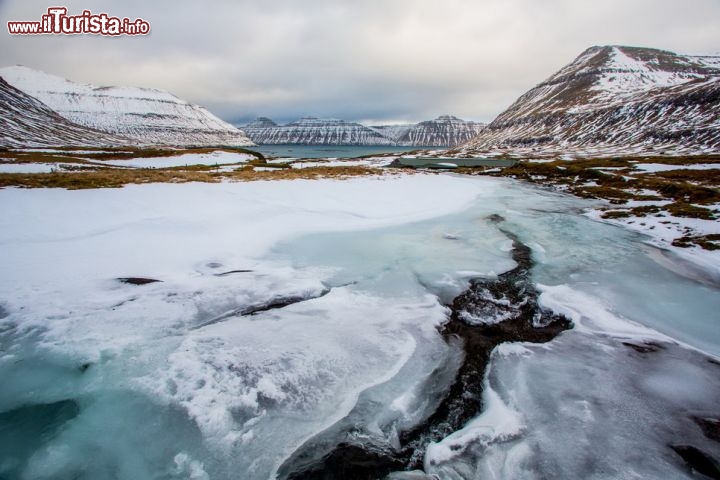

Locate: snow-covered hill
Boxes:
[242,117,396,145]
[0,76,129,148]
[395,115,485,147]
[0,66,254,148]
[455,46,720,157]
[367,124,415,142]
[244,115,484,147]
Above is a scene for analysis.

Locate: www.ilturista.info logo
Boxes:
[7,7,150,36]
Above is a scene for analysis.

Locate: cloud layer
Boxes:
[2,0,719,124]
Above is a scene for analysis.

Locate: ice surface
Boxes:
[0,174,487,478]
[1,174,719,479]
[425,327,720,480]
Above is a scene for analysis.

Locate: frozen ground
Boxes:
[0,163,61,173]
[0,174,718,479]
[99,151,255,169]
[586,206,720,283]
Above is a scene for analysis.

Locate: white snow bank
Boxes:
[0,174,483,289]
[100,151,254,169]
[290,160,374,169]
[0,163,58,173]
[634,163,720,173]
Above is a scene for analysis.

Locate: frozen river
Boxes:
[0,174,718,479]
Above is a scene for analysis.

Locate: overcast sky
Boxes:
[1,0,719,125]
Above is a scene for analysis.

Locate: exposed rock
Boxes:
[193,287,333,330]
[671,444,720,479]
[117,277,162,285]
[693,416,720,443]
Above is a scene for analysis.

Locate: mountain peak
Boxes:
[245,117,278,128]
[241,115,484,147]
[459,45,720,156]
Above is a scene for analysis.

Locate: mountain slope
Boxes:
[368,124,415,143]
[244,115,484,147]
[242,117,396,145]
[0,66,254,148]
[0,76,130,148]
[456,46,720,157]
[396,115,485,147]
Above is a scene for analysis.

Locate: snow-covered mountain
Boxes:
[243,117,279,129]
[395,115,485,147]
[242,117,396,145]
[367,123,415,142]
[455,46,720,157]
[0,76,129,148]
[243,115,484,147]
[0,66,254,148]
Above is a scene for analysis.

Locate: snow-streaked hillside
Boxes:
[0,76,129,148]
[455,46,720,157]
[243,116,484,147]
[396,115,485,147]
[242,117,396,145]
[0,66,254,148]
[368,124,415,142]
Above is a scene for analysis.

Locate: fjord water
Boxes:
[0,177,718,479]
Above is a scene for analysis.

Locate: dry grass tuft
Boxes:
[0,165,384,190]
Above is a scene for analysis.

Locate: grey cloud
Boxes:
[2,0,719,124]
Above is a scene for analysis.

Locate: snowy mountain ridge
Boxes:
[396,115,485,147]
[243,115,484,147]
[456,46,720,157]
[0,76,130,148]
[0,66,254,148]
[242,117,395,146]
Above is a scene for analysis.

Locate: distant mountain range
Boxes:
[241,115,485,147]
[2,46,719,156]
[243,117,395,146]
[0,66,254,148]
[453,46,720,157]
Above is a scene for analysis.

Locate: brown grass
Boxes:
[0,165,384,190]
[672,234,720,250]
[666,202,716,220]
[1,146,265,164]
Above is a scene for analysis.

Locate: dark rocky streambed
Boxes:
[278,215,571,479]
